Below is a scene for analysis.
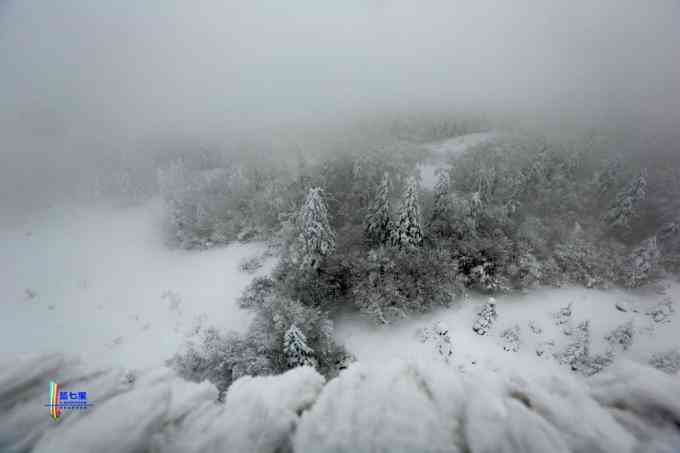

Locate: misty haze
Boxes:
[1,1,680,452]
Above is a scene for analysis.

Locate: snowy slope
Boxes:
[1,133,679,451]
[419,131,498,189]
[1,352,678,453]
[335,284,680,378]
[0,199,273,369]
[423,131,499,158]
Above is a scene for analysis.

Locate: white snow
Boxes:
[423,131,500,159]
[335,284,680,377]
[1,136,679,451]
[419,131,499,189]
[0,198,273,370]
[3,351,680,452]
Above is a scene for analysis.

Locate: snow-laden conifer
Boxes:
[623,235,660,288]
[433,322,453,363]
[431,170,450,222]
[292,187,335,267]
[391,176,423,247]
[472,299,498,335]
[283,324,316,368]
[604,170,647,233]
[365,172,393,245]
[428,170,452,237]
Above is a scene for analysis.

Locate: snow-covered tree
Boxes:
[365,172,393,245]
[604,320,634,353]
[283,324,316,368]
[433,322,453,363]
[431,170,450,220]
[623,235,661,288]
[428,170,452,237]
[291,187,336,267]
[417,321,453,363]
[603,170,647,233]
[391,176,423,247]
[554,320,590,367]
[472,299,498,335]
[501,325,521,352]
[592,156,623,197]
[553,320,613,376]
[646,297,675,324]
[649,349,680,374]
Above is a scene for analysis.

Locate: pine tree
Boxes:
[292,187,336,267]
[603,170,647,234]
[283,324,316,368]
[623,235,660,288]
[365,172,393,245]
[431,170,450,220]
[472,299,498,335]
[428,170,451,236]
[593,157,622,197]
[391,176,423,247]
[433,322,453,363]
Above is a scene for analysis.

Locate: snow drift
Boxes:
[1,353,678,453]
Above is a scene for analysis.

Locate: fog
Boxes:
[1,0,679,218]
[2,4,680,451]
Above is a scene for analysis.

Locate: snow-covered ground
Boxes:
[0,199,273,370]
[3,350,679,452]
[0,131,498,371]
[336,284,680,377]
[423,131,499,159]
[419,131,498,189]
[1,133,679,451]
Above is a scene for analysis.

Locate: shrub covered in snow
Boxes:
[158,158,289,249]
[472,299,498,335]
[622,235,661,288]
[418,321,454,363]
[603,170,648,236]
[571,353,614,378]
[553,320,614,376]
[553,236,621,288]
[171,325,268,397]
[646,297,675,324]
[528,320,543,335]
[239,255,264,274]
[554,320,591,367]
[604,320,635,353]
[649,349,680,375]
[351,246,459,323]
[237,276,276,309]
[552,302,573,334]
[536,340,556,358]
[657,220,680,273]
[501,325,521,352]
[172,295,347,396]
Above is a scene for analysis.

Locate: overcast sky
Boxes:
[1,0,679,214]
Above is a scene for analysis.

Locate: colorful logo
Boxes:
[46,381,92,420]
[48,381,62,420]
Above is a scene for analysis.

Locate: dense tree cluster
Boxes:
[169,125,680,392]
[290,187,336,268]
[172,277,348,397]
